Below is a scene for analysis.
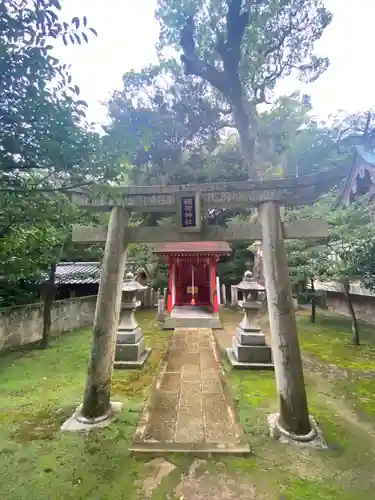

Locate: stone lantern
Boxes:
[114,272,151,369]
[226,270,273,369]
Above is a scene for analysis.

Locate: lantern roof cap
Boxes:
[235,270,266,292]
[122,272,147,291]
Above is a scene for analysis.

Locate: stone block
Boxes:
[116,326,142,345]
[232,338,272,364]
[226,348,274,370]
[163,315,222,329]
[115,336,145,362]
[236,329,266,346]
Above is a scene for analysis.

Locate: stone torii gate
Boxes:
[64,169,341,442]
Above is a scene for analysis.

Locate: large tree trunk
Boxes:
[81,207,129,420]
[343,280,360,346]
[40,263,56,349]
[259,201,312,437]
[231,100,258,180]
[310,279,316,324]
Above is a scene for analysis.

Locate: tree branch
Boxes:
[180,16,228,93]
[0,180,96,193]
[180,2,250,102]
[180,54,228,95]
[220,0,249,77]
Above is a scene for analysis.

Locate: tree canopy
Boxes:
[0,0,114,300]
[155,0,332,178]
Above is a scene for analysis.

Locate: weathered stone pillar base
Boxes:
[61,402,122,432]
[226,305,274,370]
[114,312,151,369]
[268,412,327,449]
[114,343,151,369]
[226,338,274,370]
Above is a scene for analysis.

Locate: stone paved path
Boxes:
[132,328,249,453]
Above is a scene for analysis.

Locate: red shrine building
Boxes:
[153,242,231,327]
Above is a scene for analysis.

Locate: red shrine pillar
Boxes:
[168,262,173,312]
[211,258,219,313]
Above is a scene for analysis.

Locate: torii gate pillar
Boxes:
[62,207,129,431]
[259,201,314,439]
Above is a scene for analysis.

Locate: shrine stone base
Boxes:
[114,327,152,369]
[163,306,222,330]
[226,327,274,370]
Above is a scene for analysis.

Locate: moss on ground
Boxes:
[296,312,375,422]
[0,310,171,499]
[222,365,375,499]
[216,308,375,499]
[296,313,375,371]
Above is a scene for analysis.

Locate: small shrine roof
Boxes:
[335,144,375,208]
[50,262,148,285]
[355,144,375,166]
[152,241,232,255]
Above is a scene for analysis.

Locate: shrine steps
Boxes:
[163,306,222,329]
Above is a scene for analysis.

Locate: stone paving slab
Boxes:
[131,328,250,455]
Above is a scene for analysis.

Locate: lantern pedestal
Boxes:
[114,274,151,369]
[226,271,274,370]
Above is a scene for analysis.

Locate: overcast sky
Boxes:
[56,0,375,126]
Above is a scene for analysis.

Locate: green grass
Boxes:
[0,310,171,500]
[296,311,375,420]
[222,365,375,499]
[217,308,375,499]
[296,313,375,370]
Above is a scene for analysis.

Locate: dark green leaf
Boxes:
[50,0,61,10]
[72,17,80,29]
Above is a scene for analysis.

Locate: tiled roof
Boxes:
[312,279,375,297]
[54,262,146,285]
[152,242,231,255]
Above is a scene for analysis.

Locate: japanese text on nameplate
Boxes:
[181,196,196,227]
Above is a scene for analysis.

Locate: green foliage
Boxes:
[315,194,375,284]
[105,62,227,185]
[216,242,252,285]
[155,0,332,178]
[0,282,40,308]
[287,192,375,286]
[0,0,107,190]
[0,1,124,304]
[150,261,170,291]
[287,192,375,336]
[156,0,332,92]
